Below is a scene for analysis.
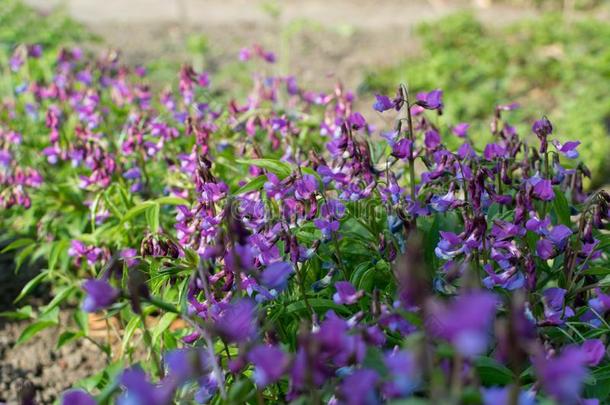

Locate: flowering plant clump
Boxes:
[1,42,609,405]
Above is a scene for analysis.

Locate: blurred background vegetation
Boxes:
[361,11,610,188]
[2,0,609,187]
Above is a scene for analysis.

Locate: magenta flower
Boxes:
[452,123,470,138]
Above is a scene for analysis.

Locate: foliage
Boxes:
[1,11,610,405]
[361,12,610,187]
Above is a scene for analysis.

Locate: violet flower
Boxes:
[333,281,363,305]
[533,346,588,405]
[481,386,535,405]
[260,261,294,292]
[61,390,96,405]
[552,140,580,159]
[452,123,470,138]
[117,368,173,405]
[580,339,605,367]
[214,299,257,343]
[382,350,419,399]
[339,369,379,405]
[426,291,497,357]
[248,345,288,387]
[416,89,443,110]
[82,279,119,312]
[373,94,395,112]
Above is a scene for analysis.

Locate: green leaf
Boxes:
[0,305,33,321]
[122,201,155,222]
[1,238,35,254]
[145,203,160,233]
[42,285,76,314]
[152,312,177,345]
[14,243,37,272]
[16,320,57,345]
[57,330,84,349]
[121,316,141,354]
[235,158,292,178]
[475,356,514,386]
[285,298,351,316]
[582,266,610,276]
[14,270,48,303]
[235,175,267,195]
[553,187,571,226]
[155,196,190,206]
[228,378,256,403]
[48,239,69,272]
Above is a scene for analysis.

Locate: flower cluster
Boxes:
[1,42,609,405]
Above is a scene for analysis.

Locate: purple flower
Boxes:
[532,116,553,137]
[123,167,141,180]
[215,299,257,343]
[435,231,465,260]
[532,178,554,201]
[0,150,11,167]
[430,190,458,213]
[481,387,535,405]
[118,368,173,405]
[82,279,119,312]
[457,142,476,159]
[525,214,550,233]
[349,112,367,130]
[541,288,574,325]
[261,261,294,292]
[416,89,443,110]
[120,248,139,268]
[373,94,395,112]
[333,281,363,305]
[533,346,588,405]
[339,369,379,405]
[238,47,252,61]
[61,390,96,405]
[248,345,288,387]
[294,174,318,200]
[452,123,470,138]
[391,138,412,159]
[426,291,497,357]
[536,238,555,260]
[382,350,419,398]
[314,218,340,239]
[424,129,441,149]
[552,140,580,159]
[483,143,507,160]
[580,339,605,367]
[548,224,572,249]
